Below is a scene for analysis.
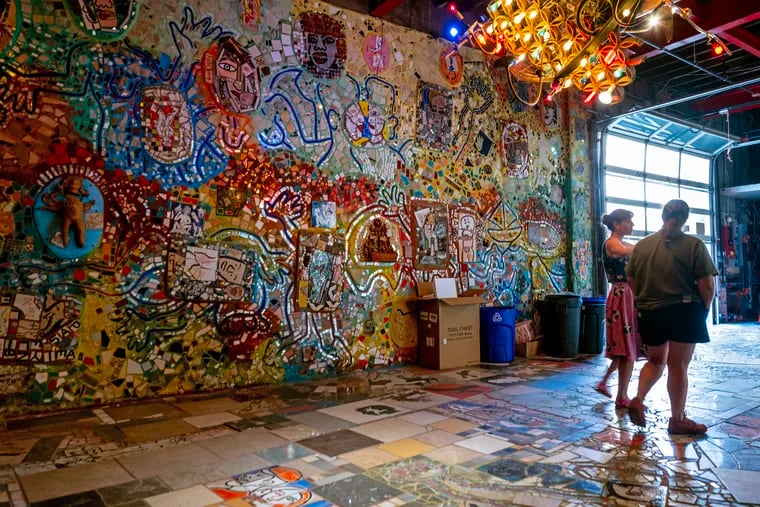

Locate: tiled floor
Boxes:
[1,323,759,506]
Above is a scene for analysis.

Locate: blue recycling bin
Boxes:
[480,306,517,363]
[579,297,606,354]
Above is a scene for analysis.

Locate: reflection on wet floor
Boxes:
[1,323,759,506]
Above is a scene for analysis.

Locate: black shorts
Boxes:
[637,303,710,347]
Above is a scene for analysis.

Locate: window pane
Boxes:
[645,179,680,206]
[645,206,662,235]
[605,173,644,200]
[680,153,710,183]
[684,211,712,238]
[646,145,680,178]
[605,135,645,171]
[678,187,710,211]
[606,202,646,235]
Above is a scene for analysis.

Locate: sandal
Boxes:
[615,397,630,409]
[594,383,612,398]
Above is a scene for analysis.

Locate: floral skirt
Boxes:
[605,282,643,360]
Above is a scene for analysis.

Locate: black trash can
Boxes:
[480,306,517,363]
[542,293,582,358]
[579,297,606,354]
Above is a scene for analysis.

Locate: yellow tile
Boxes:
[431,418,479,434]
[120,419,199,443]
[19,459,133,503]
[423,444,484,465]
[378,438,435,458]
[340,446,401,469]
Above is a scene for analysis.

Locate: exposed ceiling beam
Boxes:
[701,100,760,120]
[720,27,760,58]
[691,85,760,113]
[631,1,760,61]
[607,76,760,120]
[370,0,408,17]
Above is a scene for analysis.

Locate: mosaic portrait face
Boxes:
[459,215,476,237]
[82,0,117,29]
[542,99,558,129]
[296,12,346,80]
[0,0,19,52]
[415,83,453,150]
[344,101,388,148]
[500,122,529,178]
[204,36,262,114]
[363,33,390,74]
[139,86,193,164]
[65,0,137,40]
[439,47,463,86]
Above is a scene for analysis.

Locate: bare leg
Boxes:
[74,222,86,248]
[666,342,696,420]
[61,218,71,248]
[635,342,669,402]
[601,359,618,385]
[616,357,633,401]
[595,358,618,397]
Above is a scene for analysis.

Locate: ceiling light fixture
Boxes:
[450,0,732,106]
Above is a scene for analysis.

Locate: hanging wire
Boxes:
[721,108,733,162]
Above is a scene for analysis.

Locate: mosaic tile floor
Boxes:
[1,323,759,506]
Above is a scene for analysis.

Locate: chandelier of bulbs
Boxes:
[450,0,731,105]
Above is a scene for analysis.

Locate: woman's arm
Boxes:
[605,237,633,258]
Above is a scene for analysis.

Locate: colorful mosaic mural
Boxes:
[0,0,594,412]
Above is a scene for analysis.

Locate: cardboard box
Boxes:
[417,279,483,369]
[516,339,543,358]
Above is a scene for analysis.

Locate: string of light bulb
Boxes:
[448,0,732,105]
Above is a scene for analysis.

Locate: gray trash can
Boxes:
[579,297,606,354]
[542,293,582,358]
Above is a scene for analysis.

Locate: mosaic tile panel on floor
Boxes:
[0,323,759,506]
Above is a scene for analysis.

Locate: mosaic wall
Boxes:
[0,0,593,412]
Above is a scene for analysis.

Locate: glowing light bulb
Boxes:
[514,12,525,24]
[597,71,606,80]
[622,8,631,17]
[486,24,494,34]
[528,9,538,20]
[522,32,532,42]
[580,57,588,67]
[598,87,614,104]
[477,34,487,44]
[563,39,573,51]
